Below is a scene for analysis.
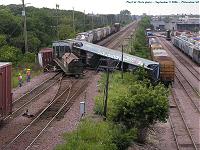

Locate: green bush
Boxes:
[20,52,36,63]
[95,71,169,143]
[112,126,137,150]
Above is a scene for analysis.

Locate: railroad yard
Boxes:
[0,1,200,150]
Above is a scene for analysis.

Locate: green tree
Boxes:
[0,34,7,47]
[0,45,22,63]
[111,82,169,143]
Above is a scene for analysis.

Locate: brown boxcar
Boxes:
[0,62,12,120]
[151,49,175,82]
[38,48,53,67]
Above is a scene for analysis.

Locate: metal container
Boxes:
[0,62,12,120]
[38,48,53,67]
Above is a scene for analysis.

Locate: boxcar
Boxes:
[0,62,12,121]
[151,49,175,83]
[38,48,53,67]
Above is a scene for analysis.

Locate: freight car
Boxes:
[149,37,175,83]
[52,41,84,76]
[38,48,53,68]
[172,36,200,65]
[148,37,163,50]
[0,62,12,121]
[151,49,175,83]
[75,23,120,43]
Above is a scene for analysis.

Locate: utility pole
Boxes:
[56,4,59,40]
[92,12,94,29]
[121,45,124,79]
[72,7,75,35]
[83,10,86,32]
[22,0,28,53]
[103,68,110,119]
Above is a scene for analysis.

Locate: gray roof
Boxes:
[72,40,159,70]
[0,62,11,68]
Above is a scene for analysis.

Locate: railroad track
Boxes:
[98,21,137,49]
[175,67,200,113]
[169,88,199,150]
[160,38,200,81]
[3,71,93,150]
[3,73,62,121]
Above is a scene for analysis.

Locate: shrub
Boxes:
[20,52,36,63]
[95,71,169,143]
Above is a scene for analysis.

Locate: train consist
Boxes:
[75,23,120,43]
[148,37,175,83]
[38,23,121,75]
[172,34,200,65]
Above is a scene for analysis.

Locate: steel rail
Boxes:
[159,38,200,96]
[4,74,61,121]
[25,77,90,150]
[168,115,180,150]
[175,70,200,113]
[2,76,66,150]
[160,38,200,81]
[171,89,198,150]
[13,73,60,104]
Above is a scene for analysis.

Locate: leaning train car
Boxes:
[38,48,53,68]
[0,62,12,122]
[151,49,175,83]
[52,40,84,76]
[172,36,200,65]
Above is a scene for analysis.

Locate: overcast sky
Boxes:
[0,0,199,15]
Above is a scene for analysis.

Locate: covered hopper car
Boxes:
[172,36,200,65]
[75,23,120,43]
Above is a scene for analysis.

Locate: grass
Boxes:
[12,63,42,88]
[56,118,118,150]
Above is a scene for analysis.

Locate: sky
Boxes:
[0,0,199,15]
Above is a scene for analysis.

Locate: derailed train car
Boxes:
[0,62,12,121]
[52,41,84,76]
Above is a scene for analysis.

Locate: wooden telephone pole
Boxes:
[22,0,28,53]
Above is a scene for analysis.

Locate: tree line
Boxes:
[0,4,133,65]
